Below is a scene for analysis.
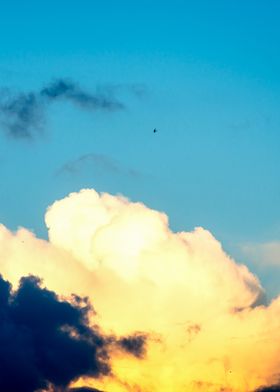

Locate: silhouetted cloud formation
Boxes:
[117,333,147,358]
[0,78,125,139]
[0,275,150,392]
[0,274,148,392]
[256,386,280,391]
[0,274,109,391]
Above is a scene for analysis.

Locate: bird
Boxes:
[153,128,157,133]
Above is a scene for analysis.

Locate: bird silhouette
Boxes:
[153,128,157,133]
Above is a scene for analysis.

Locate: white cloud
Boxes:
[1,188,280,391]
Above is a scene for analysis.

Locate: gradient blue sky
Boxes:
[0,1,280,296]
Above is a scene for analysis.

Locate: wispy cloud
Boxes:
[95,83,147,99]
[0,91,44,138]
[0,78,125,139]
[116,333,147,358]
[241,241,280,266]
[40,79,124,111]
[56,153,142,178]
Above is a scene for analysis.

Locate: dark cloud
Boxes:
[40,79,124,111]
[0,78,125,139]
[0,91,43,138]
[0,274,109,392]
[0,274,148,392]
[0,275,147,392]
[117,333,147,358]
[255,386,280,391]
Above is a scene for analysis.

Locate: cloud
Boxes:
[255,386,280,391]
[0,274,110,392]
[0,272,148,392]
[0,91,44,138]
[241,242,280,266]
[56,153,142,178]
[40,79,124,111]
[95,83,147,99]
[116,333,147,358]
[0,79,125,139]
[68,388,104,392]
[2,188,280,390]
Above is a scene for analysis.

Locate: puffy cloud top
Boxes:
[1,188,280,391]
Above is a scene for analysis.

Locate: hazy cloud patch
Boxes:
[241,242,280,266]
[0,78,126,139]
[56,153,142,179]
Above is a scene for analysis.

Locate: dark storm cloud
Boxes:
[255,385,280,391]
[0,274,110,392]
[0,274,149,392]
[0,78,125,139]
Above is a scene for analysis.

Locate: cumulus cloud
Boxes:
[68,388,104,392]
[1,188,280,391]
[0,79,125,139]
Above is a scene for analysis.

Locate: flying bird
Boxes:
[153,128,157,133]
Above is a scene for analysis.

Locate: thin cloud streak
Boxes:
[0,78,125,139]
[55,153,142,179]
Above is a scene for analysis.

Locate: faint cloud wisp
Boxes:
[0,78,126,139]
[55,153,142,179]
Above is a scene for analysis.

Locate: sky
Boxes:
[0,1,280,391]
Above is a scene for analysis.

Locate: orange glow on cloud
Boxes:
[1,188,280,391]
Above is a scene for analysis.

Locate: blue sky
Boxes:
[0,1,280,296]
